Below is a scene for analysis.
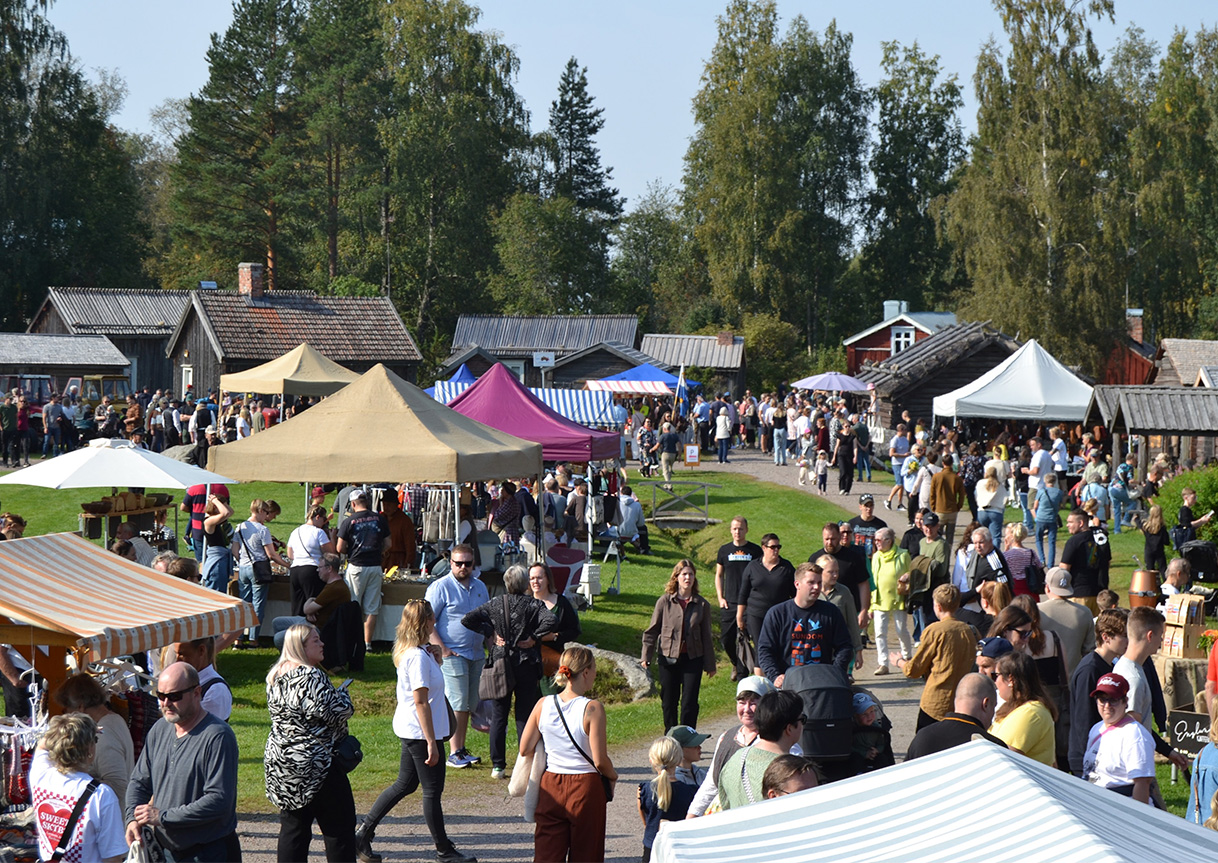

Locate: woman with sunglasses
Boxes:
[1082,673,1154,803]
[987,605,1035,655]
[989,651,1059,766]
[265,622,357,860]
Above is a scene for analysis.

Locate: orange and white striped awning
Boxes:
[0,533,256,660]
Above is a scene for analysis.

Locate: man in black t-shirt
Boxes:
[337,490,390,650]
[716,516,763,679]
[847,494,887,578]
[808,522,870,630]
[1059,508,1109,613]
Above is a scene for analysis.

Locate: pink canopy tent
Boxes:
[448,363,621,462]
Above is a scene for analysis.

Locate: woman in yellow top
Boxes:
[990,651,1058,766]
[870,527,913,676]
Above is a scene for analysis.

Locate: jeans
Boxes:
[657,653,704,731]
[857,449,872,481]
[874,608,912,669]
[891,458,905,485]
[1109,485,1132,532]
[362,738,457,856]
[490,661,541,769]
[1019,491,1034,532]
[238,562,269,641]
[160,834,239,863]
[717,438,730,463]
[201,545,232,594]
[1036,522,1058,568]
[277,760,356,862]
[977,509,1004,542]
[272,616,307,650]
[772,429,787,464]
[41,424,60,457]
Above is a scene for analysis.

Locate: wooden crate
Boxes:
[1161,623,1206,660]
[1164,594,1206,627]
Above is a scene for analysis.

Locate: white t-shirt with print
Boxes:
[1082,717,1155,789]
[29,750,128,863]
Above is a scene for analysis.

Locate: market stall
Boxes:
[586,363,697,396]
[218,341,360,396]
[931,338,1093,421]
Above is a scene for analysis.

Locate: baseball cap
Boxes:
[311,486,326,499]
[666,725,710,747]
[1047,567,1074,596]
[351,489,369,501]
[204,425,217,435]
[921,512,940,527]
[858,493,874,505]
[852,692,878,715]
[977,636,1014,659]
[1091,673,1130,700]
[736,675,776,699]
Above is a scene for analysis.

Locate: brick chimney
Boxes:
[1126,308,1144,344]
[717,331,734,347]
[238,262,265,298]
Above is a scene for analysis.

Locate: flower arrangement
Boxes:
[1198,630,1218,655]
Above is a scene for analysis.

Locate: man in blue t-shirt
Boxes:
[336,490,389,652]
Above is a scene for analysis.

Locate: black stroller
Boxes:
[1180,540,1218,616]
[782,663,855,783]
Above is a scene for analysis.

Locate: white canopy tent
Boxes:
[932,339,1093,421]
[652,740,1218,863]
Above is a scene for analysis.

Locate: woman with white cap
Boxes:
[687,675,775,817]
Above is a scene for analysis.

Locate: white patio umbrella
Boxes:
[0,438,236,489]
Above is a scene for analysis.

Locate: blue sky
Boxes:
[48,0,1214,209]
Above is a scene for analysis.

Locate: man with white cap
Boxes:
[1037,567,1095,674]
[687,676,776,817]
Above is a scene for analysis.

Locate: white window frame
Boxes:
[181,365,193,395]
[891,326,916,354]
[503,360,526,382]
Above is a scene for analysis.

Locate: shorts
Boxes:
[344,563,383,616]
[442,654,483,712]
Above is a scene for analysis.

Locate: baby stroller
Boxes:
[1182,540,1218,583]
[782,663,854,783]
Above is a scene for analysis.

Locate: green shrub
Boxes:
[1156,466,1218,542]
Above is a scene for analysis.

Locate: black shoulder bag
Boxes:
[552,694,614,801]
[239,523,274,585]
[50,779,99,861]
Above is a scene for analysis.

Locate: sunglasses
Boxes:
[766,544,782,550]
[450,559,474,568]
[986,671,1000,681]
[155,686,197,703]
[1096,694,1124,705]
[1008,627,1033,638]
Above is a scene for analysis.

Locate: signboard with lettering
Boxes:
[1170,709,1211,755]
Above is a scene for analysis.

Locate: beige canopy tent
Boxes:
[0,533,257,697]
[209,363,543,483]
[219,342,360,396]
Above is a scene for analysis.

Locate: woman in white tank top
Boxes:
[520,646,617,863]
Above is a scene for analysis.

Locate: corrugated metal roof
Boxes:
[639,333,745,370]
[42,287,191,336]
[177,291,421,363]
[856,322,1018,396]
[552,340,669,371]
[1107,386,1218,434]
[0,333,130,368]
[452,315,638,357]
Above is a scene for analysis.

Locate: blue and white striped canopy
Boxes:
[432,382,619,428]
[652,739,1218,863]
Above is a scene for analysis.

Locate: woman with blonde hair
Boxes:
[1132,504,1169,576]
[641,559,716,731]
[520,646,617,863]
[266,622,356,860]
[53,674,134,804]
[358,601,473,863]
[1002,523,1044,597]
[974,464,1006,539]
[637,736,695,862]
[30,713,127,862]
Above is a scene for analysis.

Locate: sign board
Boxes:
[1169,709,1211,755]
[533,351,556,368]
[684,444,700,467]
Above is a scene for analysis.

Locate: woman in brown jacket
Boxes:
[641,559,717,731]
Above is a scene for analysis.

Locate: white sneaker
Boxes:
[873,665,890,676]
[491,767,508,780]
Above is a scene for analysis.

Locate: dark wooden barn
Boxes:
[856,322,1020,430]
[27,287,191,391]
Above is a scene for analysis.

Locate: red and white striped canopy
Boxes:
[585,379,671,395]
[0,533,256,659]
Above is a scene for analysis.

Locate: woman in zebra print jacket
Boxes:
[265,622,357,860]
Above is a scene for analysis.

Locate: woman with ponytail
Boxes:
[637,736,694,862]
[520,646,617,862]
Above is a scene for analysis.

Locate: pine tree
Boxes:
[169,0,304,290]
[547,57,622,217]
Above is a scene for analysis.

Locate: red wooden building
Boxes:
[843,301,957,375]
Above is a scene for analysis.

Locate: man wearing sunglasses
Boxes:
[424,543,488,769]
[125,662,239,861]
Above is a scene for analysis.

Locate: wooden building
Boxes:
[0,333,130,382]
[550,342,666,387]
[1147,338,1218,387]
[639,332,746,396]
[856,322,1020,429]
[441,314,640,387]
[166,263,421,396]
[842,301,957,375]
[27,287,191,390]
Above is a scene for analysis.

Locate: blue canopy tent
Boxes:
[424,362,479,397]
[587,363,699,395]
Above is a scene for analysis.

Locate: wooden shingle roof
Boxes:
[856,322,1019,396]
[639,333,745,370]
[169,291,421,363]
[1150,338,1218,386]
[0,333,130,369]
[451,315,638,357]
[36,287,191,336]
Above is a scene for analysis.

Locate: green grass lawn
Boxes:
[2,468,1201,815]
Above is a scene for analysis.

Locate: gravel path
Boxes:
[236,447,925,861]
